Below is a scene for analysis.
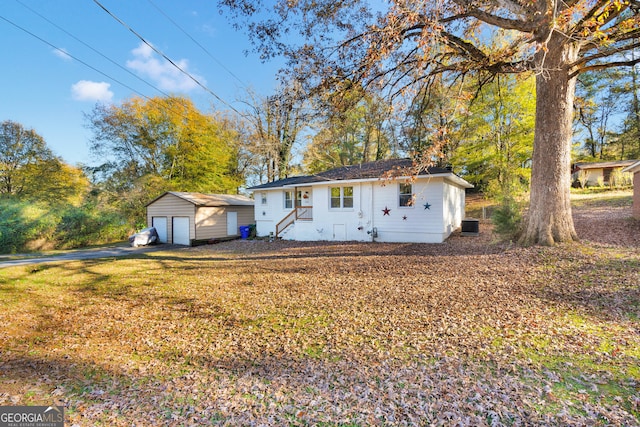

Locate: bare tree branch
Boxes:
[451,0,548,32]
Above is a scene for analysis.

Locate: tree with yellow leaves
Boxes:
[222,0,640,245]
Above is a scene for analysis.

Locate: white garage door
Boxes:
[172,217,190,245]
[152,217,167,243]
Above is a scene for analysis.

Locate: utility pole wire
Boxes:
[14,0,172,99]
[146,0,248,89]
[0,13,151,104]
[92,0,245,117]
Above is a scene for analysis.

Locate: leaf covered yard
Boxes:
[1,196,639,426]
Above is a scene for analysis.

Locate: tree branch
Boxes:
[571,39,640,73]
[567,0,609,38]
[571,56,640,78]
[451,0,547,32]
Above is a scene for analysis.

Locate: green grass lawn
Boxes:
[0,194,638,426]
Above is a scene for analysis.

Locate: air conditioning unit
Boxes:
[461,218,479,236]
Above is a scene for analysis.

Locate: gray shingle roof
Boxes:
[248,159,453,190]
[147,192,254,207]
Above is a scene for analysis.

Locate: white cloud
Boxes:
[53,48,72,61]
[71,80,114,102]
[126,42,202,92]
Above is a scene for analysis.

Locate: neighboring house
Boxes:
[248,159,473,244]
[146,192,254,246]
[622,160,640,219]
[572,160,637,187]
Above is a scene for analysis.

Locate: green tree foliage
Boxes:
[303,88,393,173]
[86,96,242,224]
[0,120,88,206]
[222,0,640,245]
[401,75,469,167]
[242,83,307,183]
[0,198,58,253]
[574,70,626,160]
[452,75,535,199]
[0,197,130,254]
[612,58,640,159]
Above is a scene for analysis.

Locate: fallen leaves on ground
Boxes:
[0,198,638,426]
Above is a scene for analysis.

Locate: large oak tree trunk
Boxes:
[519,33,579,246]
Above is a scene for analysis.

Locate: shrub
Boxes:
[0,199,58,254]
[491,196,523,238]
[0,198,131,253]
[577,170,589,189]
[55,205,130,249]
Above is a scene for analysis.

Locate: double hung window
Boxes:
[399,183,414,207]
[330,186,354,209]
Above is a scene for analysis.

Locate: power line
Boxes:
[145,0,248,89]
[0,10,196,121]
[14,0,173,99]
[92,0,244,116]
[0,13,153,104]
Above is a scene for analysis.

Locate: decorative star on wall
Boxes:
[402,215,408,221]
[423,202,431,210]
[382,206,391,216]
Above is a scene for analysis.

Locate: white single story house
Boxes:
[572,160,637,187]
[248,159,473,244]
[146,192,254,245]
[622,160,640,219]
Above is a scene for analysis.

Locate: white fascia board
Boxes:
[279,173,473,188]
[622,160,640,174]
[258,172,474,190]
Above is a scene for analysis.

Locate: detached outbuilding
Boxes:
[572,160,637,187]
[146,192,255,245]
[622,161,640,219]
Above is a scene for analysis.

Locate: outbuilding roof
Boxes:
[146,191,254,207]
[248,158,468,190]
[574,160,638,170]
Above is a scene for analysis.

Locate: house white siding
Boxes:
[371,178,449,243]
[253,176,469,244]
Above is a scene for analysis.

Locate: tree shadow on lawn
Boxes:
[0,342,560,425]
[531,253,640,322]
[3,339,638,426]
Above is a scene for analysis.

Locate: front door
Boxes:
[298,188,312,206]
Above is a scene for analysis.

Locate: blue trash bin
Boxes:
[239,226,250,239]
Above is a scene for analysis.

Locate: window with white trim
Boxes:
[260,192,267,205]
[399,183,414,207]
[284,191,293,209]
[330,186,354,209]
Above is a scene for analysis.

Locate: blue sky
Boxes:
[0,0,283,166]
